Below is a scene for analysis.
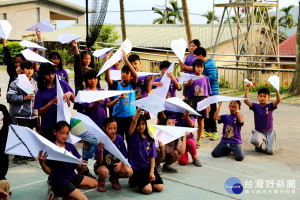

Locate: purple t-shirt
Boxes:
[45,142,81,183]
[136,76,149,100]
[33,80,74,129]
[171,114,196,140]
[82,88,110,129]
[128,131,157,170]
[94,134,127,165]
[184,54,196,74]
[186,75,212,97]
[56,69,69,83]
[218,114,243,144]
[250,102,277,132]
[152,76,179,98]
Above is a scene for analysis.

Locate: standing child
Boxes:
[244,84,281,155]
[49,52,69,83]
[128,108,163,194]
[94,117,133,192]
[38,121,97,199]
[211,101,245,161]
[184,59,212,148]
[34,63,75,142]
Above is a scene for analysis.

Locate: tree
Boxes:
[288,3,300,95]
[279,5,296,35]
[153,9,176,24]
[230,14,245,24]
[202,11,219,24]
[153,0,183,24]
[181,0,192,43]
[119,0,126,41]
[96,24,120,45]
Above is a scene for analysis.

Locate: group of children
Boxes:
[0,34,282,199]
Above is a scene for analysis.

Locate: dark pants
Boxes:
[16,118,38,129]
[114,116,133,142]
[204,103,217,133]
[0,154,9,180]
[211,141,244,161]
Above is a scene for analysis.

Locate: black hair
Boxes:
[121,65,131,73]
[136,115,154,142]
[20,61,34,70]
[84,69,100,88]
[159,118,170,126]
[80,50,94,68]
[230,100,241,109]
[192,59,205,72]
[258,88,270,95]
[54,121,70,132]
[160,60,171,70]
[190,39,201,48]
[15,53,26,61]
[49,51,63,70]
[128,54,140,63]
[37,63,56,90]
[103,117,117,130]
[194,47,206,57]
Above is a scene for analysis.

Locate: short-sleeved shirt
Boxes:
[171,114,196,140]
[56,69,69,83]
[45,142,81,184]
[33,80,74,129]
[82,88,110,129]
[184,54,196,74]
[218,114,244,144]
[152,76,179,98]
[110,80,137,117]
[186,75,212,98]
[128,131,156,170]
[94,134,127,165]
[250,102,277,132]
[135,76,149,100]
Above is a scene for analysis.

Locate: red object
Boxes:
[279,33,297,56]
[253,82,257,86]
[285,81,288,86]
[265,83,268,86]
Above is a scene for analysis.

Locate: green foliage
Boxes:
[202,11,219,24]
[153,0,183,24]
[219,76,231,88]
[56,49,74,68]
[0,41,24,64]
[96,24,120,46]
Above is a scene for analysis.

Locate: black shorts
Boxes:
[183,85,190,97]
[129,167,163,190]
[51,174,84,197]
[93,162,118,178]
[189,96,209,118]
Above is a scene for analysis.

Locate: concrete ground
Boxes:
[1,66,300,200]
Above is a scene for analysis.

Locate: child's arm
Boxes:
[38,150,52,175]
[105,68,114,86]
[183,79,194,86]
[244,83,252,107]
[128,108,142,136]
[178,132,189,155]
[149,157,156,182]
[96,143,104,165]
[184,112,194,127]
[72,40,80,55]
[179,60,193,72]
[167,72,181,90]
[2,38,16,78]
[146,75,154,94]
[38,97,58,116]
[273,89,281,107]
[214,102,222,120]
[122,50,138,84]
[106,94,124,108]
[76,160,88,174]
[233,101,244,124]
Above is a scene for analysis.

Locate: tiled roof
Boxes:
[42,24,256,49]
[279,33,296,56]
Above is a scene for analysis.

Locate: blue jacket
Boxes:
[202,59,219,95]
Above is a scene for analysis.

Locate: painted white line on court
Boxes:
[11,179,47,190]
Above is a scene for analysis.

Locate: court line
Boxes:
[11,179,47,190]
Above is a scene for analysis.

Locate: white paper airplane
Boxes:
[171,38,187,63]
[21,49,54,65]
[19,40,47,51]
[131,95,165,116]
[268,75,280,91]
[244,78,253,86]
[0,20,12,40]
[75,90,134,104]
[5,125,85,165]
[197,95,249,111]
[70,112,131,167]
[178,72,202,84]
[57,33,82,44]
[16,74,35,94]
[93,47,115,59]
[97,39,133,76]
[26,19,55,32]
[109,70,160,81]
[164,97,200,116]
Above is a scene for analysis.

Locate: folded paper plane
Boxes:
[16,74,35,95]
[19,40,47,51]
[21,49,54,65]
[26,19,55,32]
[75,90,133,104]
[178,72,202,84]
[268,75,280,91]
[93,47,115,59]
[110,70,160,81]
[244,78,253,86]
[57,33,82,44]
[0,20,12,40]
[171,38,187,63]
[164,97,200,116]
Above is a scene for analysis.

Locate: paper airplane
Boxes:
[268,75,280,91]
[109,70,160,81]
[244,78,253,86]
[21,49,54,65]
[164,97,200,116]
[57,33,82,44]
[171,38,187,63]
[148,124,197,147]
[178,72,202,84]
[5,125,85,165]
[19,40,47,51]
[97,39,133,76]
[197,95,249,111]
[16,74,35,94]
[26,19,55,32]
[131,95,165,116]
[75,90,134,104]
[93,47,115,59]
[70,112,130,167]
[153,59,176,99]
[0,20,12,40]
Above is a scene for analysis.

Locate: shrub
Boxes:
[0,41,24,64]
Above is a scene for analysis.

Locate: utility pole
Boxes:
[181,0,192,43]
[163,0,168,24]
[120,0,126,41]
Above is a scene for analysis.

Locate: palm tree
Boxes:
[269,15,277,30]
[153,0,183,24]
[231,14,245,24]
[168,0,183,23]
[279,5,296,35]
[153,9,175,24]
[202,11,219,24]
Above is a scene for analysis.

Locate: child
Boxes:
[211,101,245,161]
[49,52,69,83]
[244,84,281,155]
[184,59,211,148]
[38,121,97,199]
[94,117,133,192]
[128,108,163,194]
[105,50,138,141]
[34,63,75,142]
